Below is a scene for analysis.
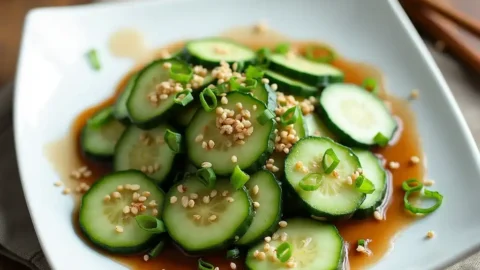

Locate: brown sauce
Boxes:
[45,27,424,270]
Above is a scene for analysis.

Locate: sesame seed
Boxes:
[163,62,172,69]
[272,233,279,240]
[208,140,215,149]
[286,261,296,268]
[131,207,139,215]
[182,196,189,208]
[424,179,435,186]
[138,196,147,202]
[272,166,279,172]
[279,220,288,227]
[261,78,269,84]
[374,210,383,221]
[346,176,353,185]
[231,155,238,163]
[190,193,199,199]
[264,243,271,252]
[264,236,271,243]
[143,191,151,197]
[410,156,420,164]
[252,185,259,195]
[203,196,210,204]
[152,209,159,216]
[280,232,288,242]
[143,254,150,262]
[426,230,435,239]
[230,262,237,269]
[188,199,195,208]
[195,134,204,142]
[356,245,366,253]
[202,162,212,168]
[177,185,185,193]
[253,250,260,258]
[271,83,278,91]
[130,184,140,191]
[115,225,124,233]
[202,141,208,149]
[112,191,121,199]
[388,161,400,169]
[253,201,260,208]
[124,184,132,190]
[62,188,71,195]
[221,96,228,105]
[210,190,218,197]
[149,200,158,207]
[257,251,266,260]
[104,195,111,202]
[140,205,147,212]
[132,192,140,201]
[122,206,130,214]
[222,190,229,197]
[54,181,63,187]
[226,197,235,203]
[208,215,217,222]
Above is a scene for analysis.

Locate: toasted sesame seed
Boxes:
[112,191,121,199]
[124,184,132,190]
[177,185,185,193]
[104,195,111,202]
[264,243,271,252]
[272,166,279,172]
[280,232,288,242]
[271,83,278,91]
[231,155,238,163]
[230,262,237,269]
[279,220,288,228]
[140,205,147,212]
[188,199,195,208]
[253,201,260,209]
[195,134,204,142]
[132,192,140,201]
[143,254,150,262]
[272,233,279,240]
[123,206,130,214]
[426,230,435,239]
[374,210,383,221]
[264,236,271,243]
[163,62,172,69]
[143,191,151,197]
[62,188,71,195]
[388,161,400,169]
[286,261,296,268]
[152,209,159,216]
[202,141,208,149]
[115,225,124,233]
[410,156,420,164]
[203,196,210,204]
[261,78,269,84]
[253,250,260,257]
[193,214,201,220]
[252,185,259,195]
[208,215,217,221]
[226,197,235,203]
[257,251,266,260]
[83,170,92,178]
[222,190,229,197]
[202,162,212,168]
[424,179,435,186]
[138,196,147,202]
[221,96,229,105]
[210,190,218,197]
[208,140,215,149]
[130,184,140,191]
[149,200,158,207]
[131,207,139,215]
[190,193,199,199]
[346,176,353,185]
[181,196,189,208]
[54,181,63,187]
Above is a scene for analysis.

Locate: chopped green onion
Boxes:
[239,78,257,92]
[226,248,240,259]
[245,65,265,80]
[358,239,366,247]
[280,106,300,126]
[229,77,242,91]
[148,238,167,258]
[362,78,379,94]
[88,107,113,128]
[135,215,166,234]
[373,132,389,147]
[274,42,291,54]
[231,165,250,190]
[169,62,193,84]
[299,173,324,191]
[256,47,271,66]
[174,90,194,106]
[86,49,101,71]
[404,189,443,215]
[305,45,335,63]
[256,109,275,125]
[164,129,182,153]
[212,82,229,95]
[402,179,423,192]
[196,167,216,189]
[322,148,340,174]
[199,88,218,112]
[198,258,215,270]
[355,175,376,194]
[276,242,293,263]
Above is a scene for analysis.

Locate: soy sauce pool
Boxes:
[45,27,424,270]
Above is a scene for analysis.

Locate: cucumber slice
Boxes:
[304,113,335,139]
[264,70,318,97]
[246,218,344,270]
[163,176,253,253]
[79,170,165,253]
[353,149,388,218]
[284,137,365,219]
[251,82,277,111]
[319,83,397,147]
[114,124,177,185]
[237,170,282,246]
[81,107,125,160]
[186,92,275,175]
[268,54,344,86]
[174,103,199,128]
[185,38,256,69]
[126,59,191,129]
[114,73,138,124]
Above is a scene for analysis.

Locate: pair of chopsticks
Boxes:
[401,0,480,73]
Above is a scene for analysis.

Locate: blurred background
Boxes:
[0,0,478,269]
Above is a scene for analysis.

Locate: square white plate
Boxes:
[14,0,480,269]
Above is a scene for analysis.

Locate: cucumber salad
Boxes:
[77,37,443,270]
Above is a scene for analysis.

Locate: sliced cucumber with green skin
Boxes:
[114,73,138,124]
[319,83,397,147]
[79,170,165,254]
[163,176,253,253]
[352,149,388,219]
[304,113,335,139]
[186,92,275,175]
[185,38,256,69]
[251,82,277,111]
[246,219,344,270]
[264,70,318,97]
[81,107,125,160]
[268,54,344,87]
[237,170,282,246]
[284,137,365,219]
[174,103,199,128]
[114,124,177,185]
[126,59,190,129]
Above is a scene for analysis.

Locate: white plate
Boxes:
[14,0,480,269]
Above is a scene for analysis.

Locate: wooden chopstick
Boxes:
[416,0,480,38]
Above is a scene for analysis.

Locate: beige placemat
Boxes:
[0,42,479,270]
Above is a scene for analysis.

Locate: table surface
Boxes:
[1,0,479,269]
